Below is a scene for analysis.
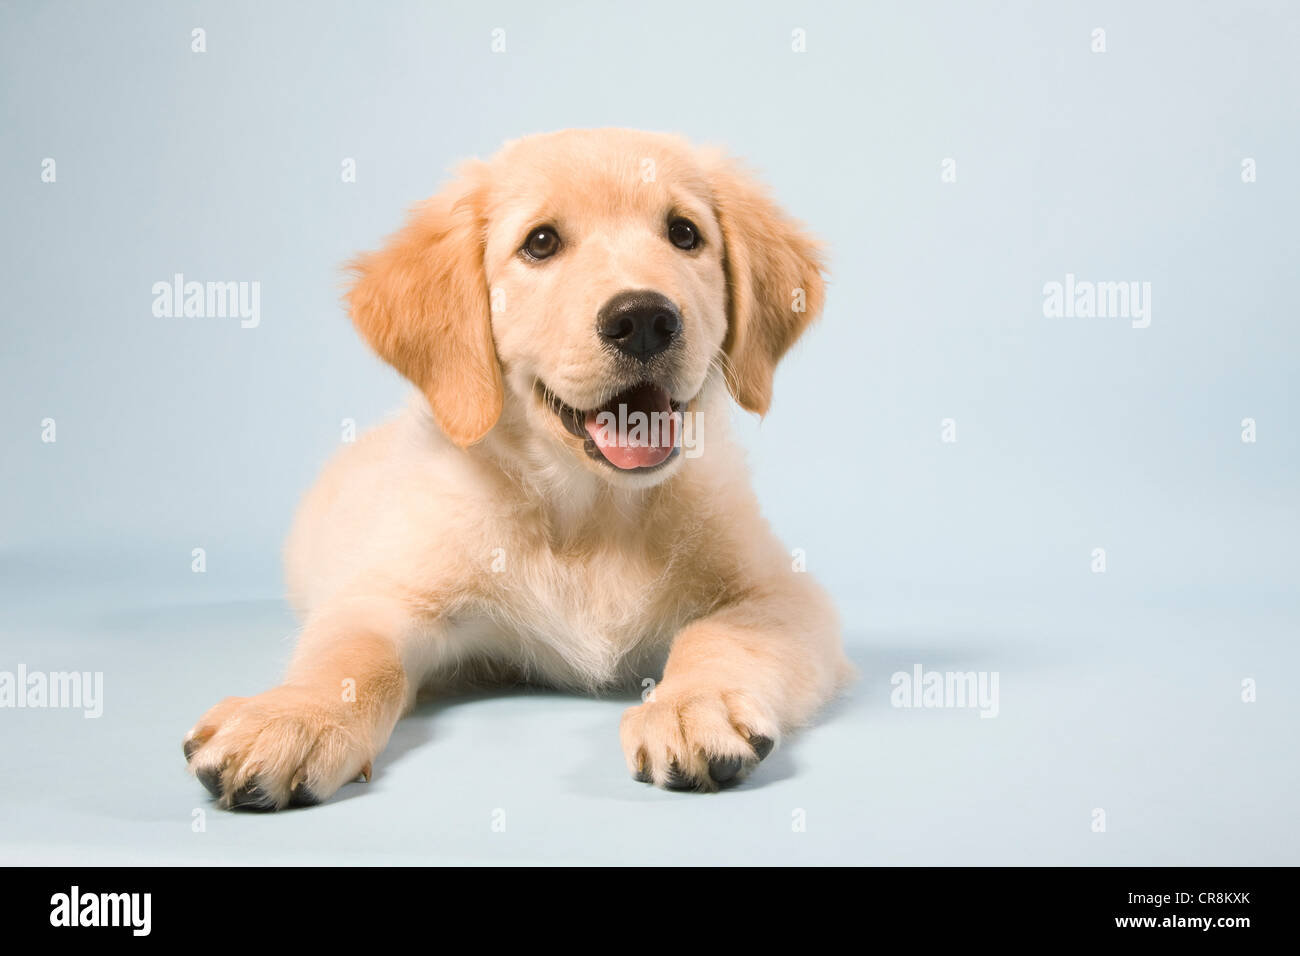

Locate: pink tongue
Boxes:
[584,384,680,470]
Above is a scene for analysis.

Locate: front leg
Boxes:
[183,597,421,810]
[620,579,850,791]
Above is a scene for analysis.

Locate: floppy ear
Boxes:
[347,169,502,447]
[707,156,826,416]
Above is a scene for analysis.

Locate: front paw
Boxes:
[620,687,778,792]
[183,686,371,811]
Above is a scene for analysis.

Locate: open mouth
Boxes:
[541,381,685,472]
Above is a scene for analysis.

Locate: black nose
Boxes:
[597,290,682,362]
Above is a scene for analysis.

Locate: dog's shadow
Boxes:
[368,679,803,801]
[363,628,1034,802]
[314,684,558,808]
[380,681,559,766]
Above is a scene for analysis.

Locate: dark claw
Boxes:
[664,762,700,792]
[289,783,320,807]
[195,764,223,799]
[633,766,653,784]
[229,782,278,812]
[183,738,202,763]
[749,735,774,761]
[708,754,744,784]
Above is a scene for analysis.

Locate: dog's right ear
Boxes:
[346,165,503,447]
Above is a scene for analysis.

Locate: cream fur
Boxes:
[183,129,851,808]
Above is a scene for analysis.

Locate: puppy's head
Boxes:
[348,129,824,487]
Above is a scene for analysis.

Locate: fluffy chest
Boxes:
[468,533,704,689]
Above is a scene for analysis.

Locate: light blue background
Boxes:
[1,0,1296,864]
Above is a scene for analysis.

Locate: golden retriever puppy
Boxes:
[183,129,851,809]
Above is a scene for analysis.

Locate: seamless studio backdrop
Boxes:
[1,0,1296,864]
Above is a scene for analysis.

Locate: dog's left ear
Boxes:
[346,165,503,447]
[706,154,827,416]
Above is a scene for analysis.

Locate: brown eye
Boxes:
[523,226,560,260]
[668,218,700,250]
